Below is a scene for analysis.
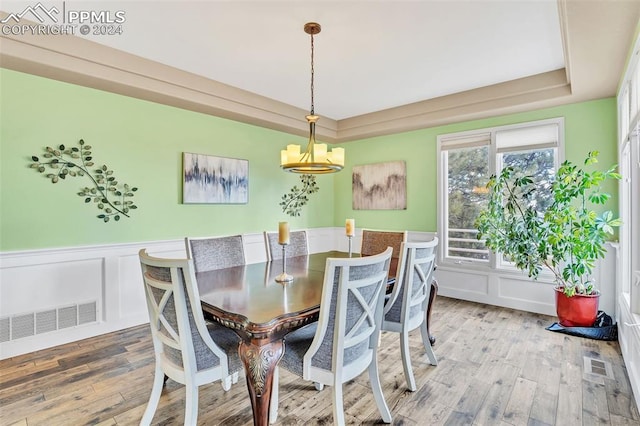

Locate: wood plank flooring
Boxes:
[1,297,638,425]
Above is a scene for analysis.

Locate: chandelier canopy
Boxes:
[280,22,344,174]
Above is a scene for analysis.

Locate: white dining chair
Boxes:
[271,247,394,425]
[382,239,439,391]
[138,249,241,425]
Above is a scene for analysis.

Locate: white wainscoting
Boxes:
[618,292,640,410]
[1,239,181,359]
[0,227,373,359]
[436,243,618,318]
[0,232,621,362]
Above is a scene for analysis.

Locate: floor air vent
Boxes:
[583,356,614,380]
[0,301,97,343]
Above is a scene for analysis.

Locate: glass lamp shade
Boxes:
[280,116,344,174]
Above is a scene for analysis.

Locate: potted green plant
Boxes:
[476,151,621,327]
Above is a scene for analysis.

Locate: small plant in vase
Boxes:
[476,151,621,326]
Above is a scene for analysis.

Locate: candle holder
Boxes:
[345,219,355,257]
[275,244,294,283]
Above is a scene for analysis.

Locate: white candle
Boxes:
[345,218,355,237]
[331,147,345,166]
[278,222,290,245]
[313,143,328,162]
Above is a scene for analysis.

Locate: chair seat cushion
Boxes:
[207,322,243,372]
[280,323,318,377]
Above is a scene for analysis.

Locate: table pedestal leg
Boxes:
[426,279,439,345]
[239,339,284,426]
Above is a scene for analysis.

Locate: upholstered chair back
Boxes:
[185,235,245,272]
[264,230,309,261]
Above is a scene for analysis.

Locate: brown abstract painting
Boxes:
[352,161,407,210]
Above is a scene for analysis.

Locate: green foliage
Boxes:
[29,139,139,223]
[476,151,621,296]
[447,146,490,231]
[280,174,319,217]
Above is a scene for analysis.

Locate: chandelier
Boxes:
[280,22,345,174]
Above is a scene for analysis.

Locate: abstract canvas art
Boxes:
[352,161,406,210]
[183,153,248,204]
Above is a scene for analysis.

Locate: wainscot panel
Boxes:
[0,228,346,358]
[436,243,617,318]
[436,269,490,299]
[618,293,640,410]
[496,275,555,316]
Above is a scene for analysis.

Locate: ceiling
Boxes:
[76,0,566,121]
[1,1,639,142]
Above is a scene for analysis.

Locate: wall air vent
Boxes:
[0,301,98,342]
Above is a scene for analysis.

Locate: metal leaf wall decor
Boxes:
[29,139,139,223]
[280,174,319,217]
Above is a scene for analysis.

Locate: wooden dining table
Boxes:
[197,251,437,426]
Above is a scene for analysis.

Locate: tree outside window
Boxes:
[439,119,562,266]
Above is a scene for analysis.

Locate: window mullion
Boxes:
[489,131,498,270]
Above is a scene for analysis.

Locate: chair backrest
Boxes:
[185,235,245,273]
[361,229,407,277]
[303,247,393,382]
[264,230,309,261]
[139,249,229,379]
[360,229,407,259]
[384,239,439,326]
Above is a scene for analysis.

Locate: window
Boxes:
[617,36,640,316]
[438,118,563,268]
[442,136,491,262]
[618,123,640,315]
[619,140,632,296]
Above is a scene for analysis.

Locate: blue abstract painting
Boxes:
[183,153,248,204]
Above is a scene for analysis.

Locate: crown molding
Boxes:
[337,70,571,141]
[2,0,638,144]
[0,23,339,140]
[0,30,570,143]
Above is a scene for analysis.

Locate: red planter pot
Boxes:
[554,287,600,327]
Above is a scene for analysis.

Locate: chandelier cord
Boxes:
[280,22,343,174]
[310,31,315,115]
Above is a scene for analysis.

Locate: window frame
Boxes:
[437,117,565,272]
[617,33,640,317]
[617,112,640,317]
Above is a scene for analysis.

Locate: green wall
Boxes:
[0,69,335,251]
[332,97,619,232]
[0,69,618,251]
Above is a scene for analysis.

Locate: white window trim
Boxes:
[617,32,640,317]
[437,117,565,274]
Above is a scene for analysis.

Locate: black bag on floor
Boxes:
[546,311,618,341]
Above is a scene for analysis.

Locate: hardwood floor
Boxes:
[1,297,638,425]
